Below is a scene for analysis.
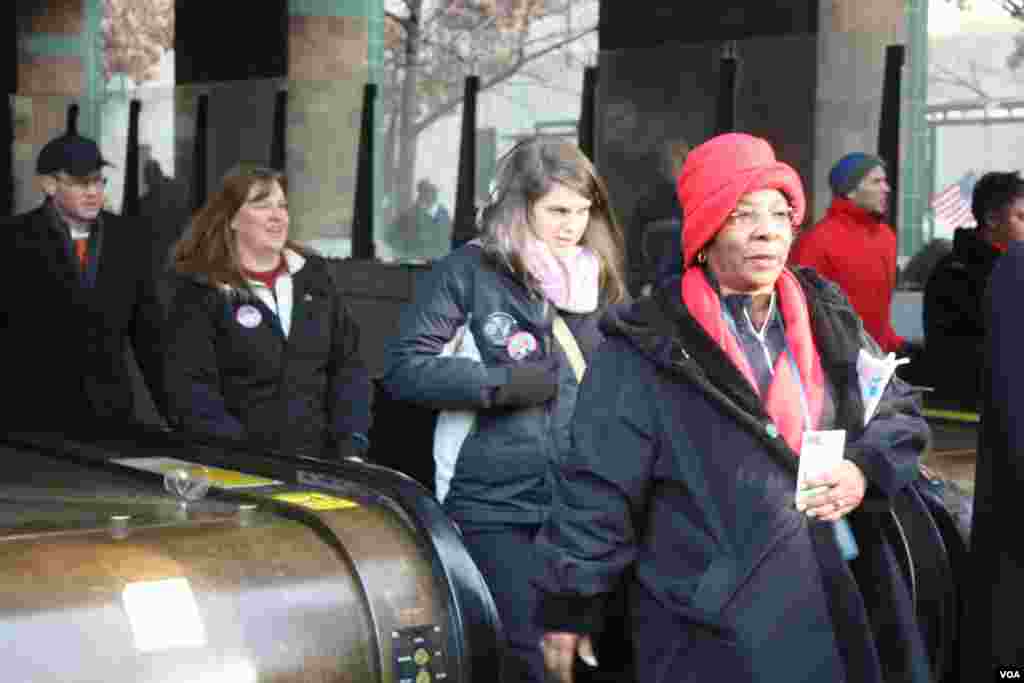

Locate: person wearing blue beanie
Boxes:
[828,153,886,198]
[791,152,915,355]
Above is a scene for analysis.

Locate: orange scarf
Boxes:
[682,267,825,454]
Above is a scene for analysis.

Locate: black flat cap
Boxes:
[36,134,112,176]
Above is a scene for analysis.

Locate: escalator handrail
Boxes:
[3,426,504,683]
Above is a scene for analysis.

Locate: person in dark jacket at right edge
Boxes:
[923,171,1024,412]
[963,197,1024,675]
[534,133,932,683]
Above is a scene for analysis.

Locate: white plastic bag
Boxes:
[433,321,481,503]
[857,348,910,426]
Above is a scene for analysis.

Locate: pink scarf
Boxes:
[681,267,825,454]
[523,238,600,313]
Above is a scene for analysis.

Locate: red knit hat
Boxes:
[676,133,806,268]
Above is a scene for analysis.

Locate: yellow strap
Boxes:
[922,408,980,424]
[552,316,587,383]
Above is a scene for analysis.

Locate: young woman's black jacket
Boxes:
[381,243,607,525]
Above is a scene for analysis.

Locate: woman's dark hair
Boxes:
[971,171,1024,228]
[478,137,628,304]
[172,165,309,291]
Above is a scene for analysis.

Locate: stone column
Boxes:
[286,0,384,252]
[13,0,103,212]
[814,0,909,221]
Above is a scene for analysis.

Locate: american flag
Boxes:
[931,172,978,233]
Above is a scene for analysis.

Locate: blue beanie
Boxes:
[828,153,885,197]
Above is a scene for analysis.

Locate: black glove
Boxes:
[895,339,926,384]
[899,338,925,357]
[492,357,559,408]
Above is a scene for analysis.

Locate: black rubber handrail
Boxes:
[4,425,504,683]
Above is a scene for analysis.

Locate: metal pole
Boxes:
[1,96,11,217]
[122,99,141,216]
[452,75,479,250]
[270,89,287,171]
[879,44,905,229]
[192,93,209,211]
[715,41,739,135]
[67,103,80,135]
[578,66,597,160]
[351,83,377,260]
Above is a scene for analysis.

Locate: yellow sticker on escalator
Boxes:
[271,491,360,511]
[112,457,281,489]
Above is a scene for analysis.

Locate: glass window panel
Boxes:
[902,1,1024,291]
[377,0,598,264]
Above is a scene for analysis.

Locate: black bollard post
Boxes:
[270,89,287,171]
[122,99,141,217]
[1,96,11,217]
[67,103,80,135]
[578,66,597,161]
[192,93,209,211]
[715,41,739,135]
[451,75,479,250]
[1,98,12,219]
[351,83,377,260]
[879,44,905,228]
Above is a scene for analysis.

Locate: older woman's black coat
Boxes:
[535,268,932,683]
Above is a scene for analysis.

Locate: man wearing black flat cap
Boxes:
[0,132,166,435]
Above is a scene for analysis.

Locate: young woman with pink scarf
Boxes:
[382,138,628,683]
[535,133,933,683]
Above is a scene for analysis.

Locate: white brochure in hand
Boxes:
[856,348,910,426]
[795,429,847,503]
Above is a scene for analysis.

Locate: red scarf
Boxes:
[243,258,288,290]
[682,267,825,454]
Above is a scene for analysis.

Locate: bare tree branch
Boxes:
[929,61,993,99]
[383,0,598,211]
[1002,0,1024,19]
[435,3,498,35]
[412,24,596,133]
[515,67,584,95]
[947,0,1024,18]
[517,26,594,51]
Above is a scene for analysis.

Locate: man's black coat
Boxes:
[0,202,165,433]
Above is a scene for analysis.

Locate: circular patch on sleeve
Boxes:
[482,312,518,347]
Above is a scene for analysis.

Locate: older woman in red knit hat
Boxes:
[533,133,932,683]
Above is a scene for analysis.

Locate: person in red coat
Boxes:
[789,153,909,354]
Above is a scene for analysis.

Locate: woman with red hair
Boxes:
[534,133,931,683]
